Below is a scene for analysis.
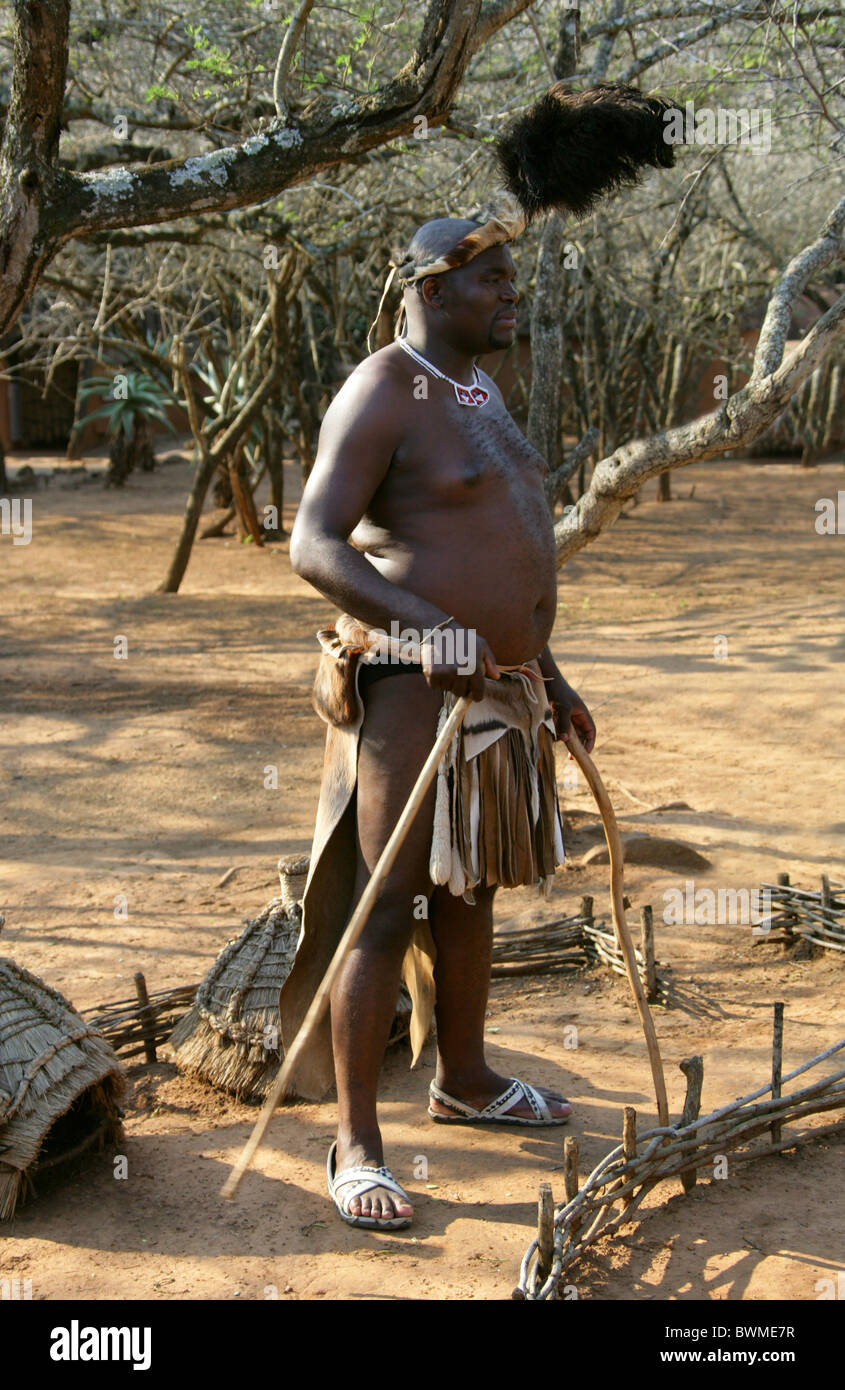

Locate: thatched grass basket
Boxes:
[170,855,411,1101]
[169,858,307,1101]
[0,930,125,1221]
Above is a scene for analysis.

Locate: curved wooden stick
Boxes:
[220,693,473,1200]
[563,725,670,1126]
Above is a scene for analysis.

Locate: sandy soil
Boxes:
[1,445,843,1302]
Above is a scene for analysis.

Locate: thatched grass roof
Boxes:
[169,892,301,1100]
[0,954,124,1220]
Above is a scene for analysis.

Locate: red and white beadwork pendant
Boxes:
[398,338,490,407]
[454,381,490,407]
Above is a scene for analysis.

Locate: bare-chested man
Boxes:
[289,216,596,1229]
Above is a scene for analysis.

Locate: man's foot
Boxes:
[328,1136,414,1227]
[429,1069,572,1126]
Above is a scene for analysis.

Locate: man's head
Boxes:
[399,216,519,356]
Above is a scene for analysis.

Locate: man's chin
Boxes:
[488,324,516,351]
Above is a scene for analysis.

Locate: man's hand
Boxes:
[548,676,596,754]
[421,626,499,701]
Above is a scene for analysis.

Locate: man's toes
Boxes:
[336,1178,412,1225]
[549,1098,573,1119]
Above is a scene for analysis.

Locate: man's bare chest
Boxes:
[392,394,547,497]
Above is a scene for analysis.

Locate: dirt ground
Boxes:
[1,444,844,1302]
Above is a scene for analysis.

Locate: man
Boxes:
[287,215,596,1230]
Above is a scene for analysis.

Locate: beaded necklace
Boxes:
[398,338,490,407]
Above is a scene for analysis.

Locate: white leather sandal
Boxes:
[326,1141,413,1230]
[428,1077,572,1127]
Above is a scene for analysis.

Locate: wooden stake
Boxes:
[563,1136,579,1204]
[564,726,670,1125]
[771,1001,785,1145]
[220,694,473,1201]
[536,1182,555,1285]
[622,1106,637,1210]
[133,971,156,1064]
[821,875,831,911]
[775,872,796,940]
[579,894,594,965]
[640,905,657,1002]
[679,1056,704,1191]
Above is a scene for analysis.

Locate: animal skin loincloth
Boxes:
[278,616,565,1099]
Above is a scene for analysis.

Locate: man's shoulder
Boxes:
[475,364,506,406]
[335,343,411,401]
[320,344,412,443]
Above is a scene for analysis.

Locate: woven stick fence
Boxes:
[491,914,589,977]
[516,1011,845,1300]
[492,897,663,1003]
[757,873,845,954]
[82,977,198,1061]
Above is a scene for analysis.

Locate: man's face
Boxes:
[421,245,519,355]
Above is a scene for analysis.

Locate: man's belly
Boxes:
[364,526,557,666]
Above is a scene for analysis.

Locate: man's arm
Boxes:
[290,362,444,634]
[537,646,596,753]
[289,359,496,698]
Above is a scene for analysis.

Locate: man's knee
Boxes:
[351,884,431,956]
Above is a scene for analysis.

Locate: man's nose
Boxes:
[502,282,519,305]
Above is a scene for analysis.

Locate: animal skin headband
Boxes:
[367,82,683,352]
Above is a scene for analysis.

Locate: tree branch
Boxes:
[2,0,534,335]
[751,194,845,383]
[273,0,314,120]
[546,427,600,507]
[555,196,845,565]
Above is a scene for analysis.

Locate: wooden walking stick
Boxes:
[220,693,473,1200]
[563,725,670,1126]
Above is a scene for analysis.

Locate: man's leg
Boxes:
[330,672,441,1223]
[429,884,572,1120]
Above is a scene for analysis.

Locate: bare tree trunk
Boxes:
[800,365,823,467]
[525,3,580,491]
[65,359,87,459]
[134,416,155,472]
[264,415,286,538]
[527,214,566,475]
[228,441,264,546]
[106,429,131,488]
[821,363,842,451]
[0,1,70,337]
[157,451,218,592]
[658,340,686,501]
[199,505,235,540]
[159,342,279,592]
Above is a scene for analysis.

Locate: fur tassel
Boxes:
[496,82,682,222]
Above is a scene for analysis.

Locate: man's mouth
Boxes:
[495,314,517,329]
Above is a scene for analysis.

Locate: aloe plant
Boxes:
[78,370,177,486]
[185,352,264,510]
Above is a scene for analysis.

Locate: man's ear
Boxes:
[420,274,444,310]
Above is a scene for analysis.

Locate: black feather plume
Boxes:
[496,82,682,222]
